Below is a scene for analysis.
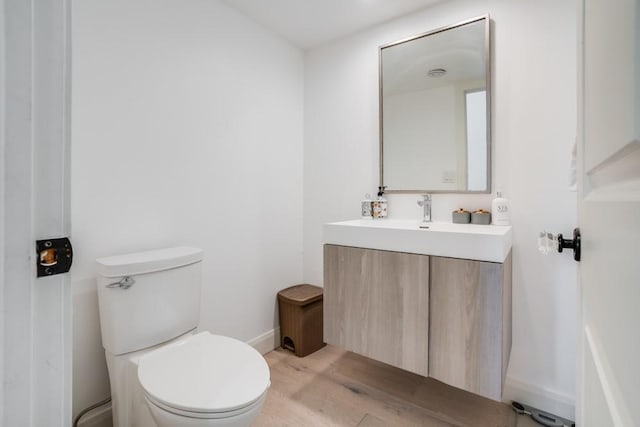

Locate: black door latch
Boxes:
[35,237,73,277]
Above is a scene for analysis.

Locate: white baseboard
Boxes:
[77,401,112,427]
[503,375,575,421]
[247,327,280,355]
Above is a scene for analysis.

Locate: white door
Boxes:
[577,0,640,425]
[1,0,72,425]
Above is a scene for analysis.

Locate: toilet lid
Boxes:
[138,331,270,414]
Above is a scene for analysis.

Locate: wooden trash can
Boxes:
[277,284,325,357]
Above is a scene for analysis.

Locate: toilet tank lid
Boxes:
[95,247,203,277]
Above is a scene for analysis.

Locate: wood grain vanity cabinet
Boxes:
[323,244,512,401]
[428,254,512,401]
[323,245,430,376]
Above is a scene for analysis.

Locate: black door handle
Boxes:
[557,228,581,262]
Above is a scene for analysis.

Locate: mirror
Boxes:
[379,16,490,193]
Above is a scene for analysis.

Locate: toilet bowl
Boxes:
[145,394,267,427]
[138,332,270,427]
[95,247,270,427]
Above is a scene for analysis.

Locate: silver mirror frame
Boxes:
[379,15,491,194]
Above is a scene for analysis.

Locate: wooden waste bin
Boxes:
[277,284,325,357]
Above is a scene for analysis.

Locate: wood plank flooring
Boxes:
[255,345,539,427]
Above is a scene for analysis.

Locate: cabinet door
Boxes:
[429,254,512,401]
[324,245,430,376]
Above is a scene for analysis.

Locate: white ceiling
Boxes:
[221,0,444,49]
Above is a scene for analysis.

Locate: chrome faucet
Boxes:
[417,194,432,224]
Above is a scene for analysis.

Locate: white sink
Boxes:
[323,219,512,263]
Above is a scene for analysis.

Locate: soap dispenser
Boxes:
[373,186,388,219]
[492,190,510,226]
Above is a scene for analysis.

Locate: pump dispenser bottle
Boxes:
[373,186,388,219]
[492,190,510,225]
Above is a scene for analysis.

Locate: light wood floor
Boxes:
[254,345,539,427]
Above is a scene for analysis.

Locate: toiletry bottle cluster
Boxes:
[362,187,388,219]
[451,191,510,225]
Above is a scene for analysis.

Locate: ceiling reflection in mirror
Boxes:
[380,16,490,193]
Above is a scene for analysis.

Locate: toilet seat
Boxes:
[138,331,270,418]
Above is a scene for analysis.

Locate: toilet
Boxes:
[95,247,270,427]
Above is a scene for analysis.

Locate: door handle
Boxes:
[538,228,581,262]
[557,228,581,262]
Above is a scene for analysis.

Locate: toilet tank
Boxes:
[95,247,203,356]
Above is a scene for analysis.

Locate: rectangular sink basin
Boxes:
[323,219,512,263]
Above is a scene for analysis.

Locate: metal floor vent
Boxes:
[512,401,575,427]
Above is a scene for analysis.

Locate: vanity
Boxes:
[323,220,512,401]
[322,14,510,402]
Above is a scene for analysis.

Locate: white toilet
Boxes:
[95,247,270,427]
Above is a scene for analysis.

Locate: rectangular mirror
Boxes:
[379,16,491,193]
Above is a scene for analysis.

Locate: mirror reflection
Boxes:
[380,16,490,193]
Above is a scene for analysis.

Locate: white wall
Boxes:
[304,0,577,418]
[71,0,304,419]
